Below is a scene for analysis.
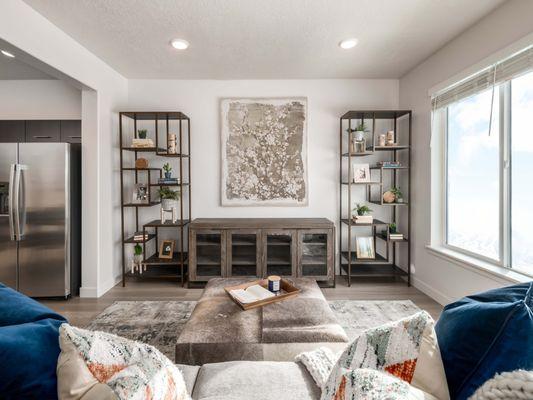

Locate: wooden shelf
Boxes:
[121,146,189,157]
[368,200,409,206]
[144,219,190,227]
[121,111,188,120]
[341,218,389,226]
[370,165,409,170]
[342,152,374,157]
[342,181,382,185]
[122,167,162,171]
[374,145,410,151]
[123,233,156,244]
[341,110,411,120]
[123,202,160,207]
[340,263,408,277]
[341,252,389,265]
[377,233,409,243]
[149,182,189,187]
[143,252,188,265]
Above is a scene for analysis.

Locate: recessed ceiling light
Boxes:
[1,50,15,58]
[170,39,189,50]
[339,38,358,50]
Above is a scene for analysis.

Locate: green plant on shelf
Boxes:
[390,187,403,202]
[134,243,143,255]
[137,129,147,139]
[389,223,397,234]
[347,122,369,133]
[162,163,172,173]
[353,203,372,216]
[158,187,180,200]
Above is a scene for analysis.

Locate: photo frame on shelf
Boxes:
[132,183,149,204]
[352,163,370,183]
[356,236,375,259]
[159,240,175,259]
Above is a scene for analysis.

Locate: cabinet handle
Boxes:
[33,136,52,139]
[68,136,82,139]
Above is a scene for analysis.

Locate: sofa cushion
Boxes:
[0,318,65,399]
[57,324,190,400]
[0,282,66,327]
[192,361,320,400]
[176,364,201,394]
[322,311,449,400]
[435,282,533,400]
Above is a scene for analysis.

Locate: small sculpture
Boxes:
[168,133,177,154]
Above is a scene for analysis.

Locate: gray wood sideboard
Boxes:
[188,218,335,287]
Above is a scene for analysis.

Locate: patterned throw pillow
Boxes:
[329,368,438,400]
[321,311,449,400]
[57,324,190,400]
[295,347,340,388]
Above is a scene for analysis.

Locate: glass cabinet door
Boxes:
[195,232,223,278]
[229,231,259,277]
[264,231,295,277]
[300,232,328,277]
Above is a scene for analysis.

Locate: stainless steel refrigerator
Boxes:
[0,142,80,298]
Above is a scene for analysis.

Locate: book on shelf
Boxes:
[131,138,154,148]
[354,215,373,224]
[389,233,404,240]
[229,284,274,304]
[377,161,402,168]
[133,232,150,241]
[158,178,180,184]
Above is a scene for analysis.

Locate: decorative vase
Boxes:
[378,134,386,147]
[164,171,172,179]
[383,191,395,203]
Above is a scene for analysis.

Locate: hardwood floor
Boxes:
[41,277,443,327]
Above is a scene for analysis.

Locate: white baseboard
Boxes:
[79,275,121,298]
[411,276,453,306]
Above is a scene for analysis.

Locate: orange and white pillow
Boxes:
[56,324,190,400]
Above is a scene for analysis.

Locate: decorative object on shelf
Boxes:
[133,232,149,242]
[158,177,180,184]
[352,163,370,183]
[132,137,154,148]
[377,161,401,168]
[159,187,180,223]
[387,223,404,240]
[137,129,147,139]
[378,133,386,147]
[221,97,308,206]
[132,183,149,204]
[162,163,172,179]
[135,158,149,169]
[353,203,373,224]
[356,236,375,259]
[349,123,368,153]
[160,208,176,224]
[386,130,395,146]
[167,133,177,154]
[159,240,175,259]
[382,190,395,203]
[132,243,144,273]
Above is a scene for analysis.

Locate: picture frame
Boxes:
[132,183,149,204]
[159,240,174,259]
[352,163,370,183]
[356,236,375,259]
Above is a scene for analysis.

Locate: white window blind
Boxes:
[431,45,533,109]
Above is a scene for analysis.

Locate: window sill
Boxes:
[425,245,532,284]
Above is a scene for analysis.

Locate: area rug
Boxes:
[86,300,420,360]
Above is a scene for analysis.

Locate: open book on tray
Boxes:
[229,284,275,304]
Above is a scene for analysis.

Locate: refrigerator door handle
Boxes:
[13,164,27,241]
[8,164,16,240]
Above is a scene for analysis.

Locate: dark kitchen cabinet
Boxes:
[26,120,60,142]
[0,121,25,142]
[60,120,82,143]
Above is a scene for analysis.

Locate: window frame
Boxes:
[442,84,513,269]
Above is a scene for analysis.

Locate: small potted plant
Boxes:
[137,129,147,139]
[162,163,172,179]
[133,243,143,271]
[389,223,397,233]
[158,187,181,210]
[348,123,369,153]
[352,203,373,224]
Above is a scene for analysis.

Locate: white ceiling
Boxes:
[23,0,505,79]
[0,55,56,80]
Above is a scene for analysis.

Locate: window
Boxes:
[442,69,533,276]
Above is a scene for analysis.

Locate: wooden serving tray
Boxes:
[224,279,300,310]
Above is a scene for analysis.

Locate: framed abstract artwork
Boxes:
[221,97,308,206]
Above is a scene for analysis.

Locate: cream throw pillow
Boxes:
[321,311,449,400]
[57,324,190,400]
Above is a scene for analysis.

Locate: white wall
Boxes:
[399,0,533,304]
[1,0,128,297]
[128,79,399,271]
[0,79,81,119]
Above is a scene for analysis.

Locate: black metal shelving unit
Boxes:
[119,111,191,286]
[339,110,411,286]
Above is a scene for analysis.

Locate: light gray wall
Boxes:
[399,0,533,304]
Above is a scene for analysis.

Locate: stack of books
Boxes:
[132,138,154,148]
[133,232,149,242]
[354,215,373,224]
[377,161,402,168]
[158,177,180,184]
[389,232,404,240]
